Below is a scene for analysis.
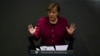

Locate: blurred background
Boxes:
[1,0,100,56]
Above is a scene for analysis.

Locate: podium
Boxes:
[29,50,78,56]
[28,36,76,56]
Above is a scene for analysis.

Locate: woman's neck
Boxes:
[49,18,58,24]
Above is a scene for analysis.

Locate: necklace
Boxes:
[49,18,58,24]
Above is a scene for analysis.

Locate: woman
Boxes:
[28,3,76,46]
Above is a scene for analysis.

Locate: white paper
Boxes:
[36,48,40,51]
[55,45,68,51]
[40,46,55,51]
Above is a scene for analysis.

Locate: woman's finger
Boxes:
[28,24,33,29]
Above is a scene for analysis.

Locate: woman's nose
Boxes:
[50,13,53,16]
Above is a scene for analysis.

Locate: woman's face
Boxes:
[48,7,58,21]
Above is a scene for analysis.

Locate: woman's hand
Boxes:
[28,24,37,35]
[66,23,76,35]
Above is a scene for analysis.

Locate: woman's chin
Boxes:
[49,18,55,21]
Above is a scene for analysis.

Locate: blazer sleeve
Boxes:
[64,18,73,40]
[33,18,42,40]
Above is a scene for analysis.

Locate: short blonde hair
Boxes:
[47,3,60,12]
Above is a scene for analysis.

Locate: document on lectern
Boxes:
[55,45,68,51]
[40,45,68,51]
[40,46,55,51]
